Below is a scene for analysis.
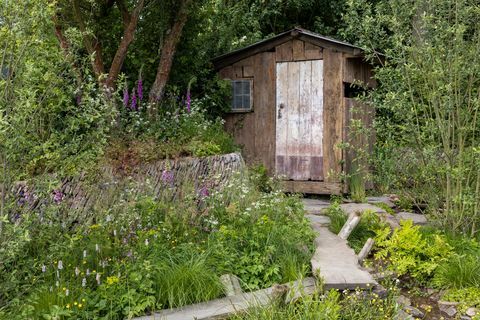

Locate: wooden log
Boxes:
[357,238,375,265]
[220,274,243,297]
[338,212,361,240]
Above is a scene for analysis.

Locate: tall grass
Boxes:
[433,255,480,289]
[155,255,224,308]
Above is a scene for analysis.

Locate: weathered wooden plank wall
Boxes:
[254,52,276,173]
[221,52,276,173]
[322,49,344,182]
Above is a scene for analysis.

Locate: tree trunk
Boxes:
[148,0,192,115]
[105,0,145,91]
[72,0,105,79]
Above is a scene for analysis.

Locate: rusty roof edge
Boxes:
[212,28,367,69]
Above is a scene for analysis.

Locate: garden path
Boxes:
[303,198,378,289]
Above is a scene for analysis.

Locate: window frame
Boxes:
[229,79,253,113]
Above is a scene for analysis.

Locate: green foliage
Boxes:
[343,0,480,235]
[205,183,315,290]
[375,220,453,283]
[325,202,348,235]
[249,165,277,193]
[374,202,395,216]
[233,286,400,320]
[433,254,480,289]
[231,290,342,320]
[443,287,480,315]
[0,171,314,319]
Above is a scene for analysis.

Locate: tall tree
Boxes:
[54,0,192,107]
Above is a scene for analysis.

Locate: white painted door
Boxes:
[275,60,324,181]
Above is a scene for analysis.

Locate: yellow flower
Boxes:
[74,301,77,305]
[66,304,70,309]
[78,304,83,308]
[62,287,66,291]
[82,298,86,302]
[106,276,120,286]
[89,224,101,230]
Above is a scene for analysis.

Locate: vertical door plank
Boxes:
[310,60,324,180]
[298,60,312,180]
[275,62,289,178]
[286,62,300,179]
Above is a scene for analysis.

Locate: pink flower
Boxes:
[123,87,129,107]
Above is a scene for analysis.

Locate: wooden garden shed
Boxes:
[213,28,376,194]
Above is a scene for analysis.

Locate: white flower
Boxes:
[145,238,149,246]
[41,265,46,273]
[95,244,100,252]
[75,267,80,276]
[86,269,90,276]
[83,250,87,258]
[57,260,63,270]
[96,273,101,285]
[82,278,86,287]
[113,230,117,237]
[65,289,69,296]
[55,281,59,287]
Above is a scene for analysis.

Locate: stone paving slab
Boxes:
[396,212,428,225]
[366,196,396,208]
[340,203,387,215]
[132,278,317,320]
[306,214,331,227]
[310,226,377,290]
[302,198,330,214]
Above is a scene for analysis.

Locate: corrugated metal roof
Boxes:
[212,27,365,69]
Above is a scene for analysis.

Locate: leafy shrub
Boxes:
[0,170,314,319]
[375,220,453,283]
[107,100,237,166]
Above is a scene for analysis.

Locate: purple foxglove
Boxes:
[123,87,129,107]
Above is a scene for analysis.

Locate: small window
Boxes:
[231,80,252,112]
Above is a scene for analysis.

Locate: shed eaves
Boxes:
[212,27,366,70]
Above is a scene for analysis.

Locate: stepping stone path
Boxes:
[396,212,428,225]
[303,199,377,290]
[133,278,316,320]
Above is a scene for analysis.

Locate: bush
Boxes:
[0,171,314,319]
[375,220,453,284]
